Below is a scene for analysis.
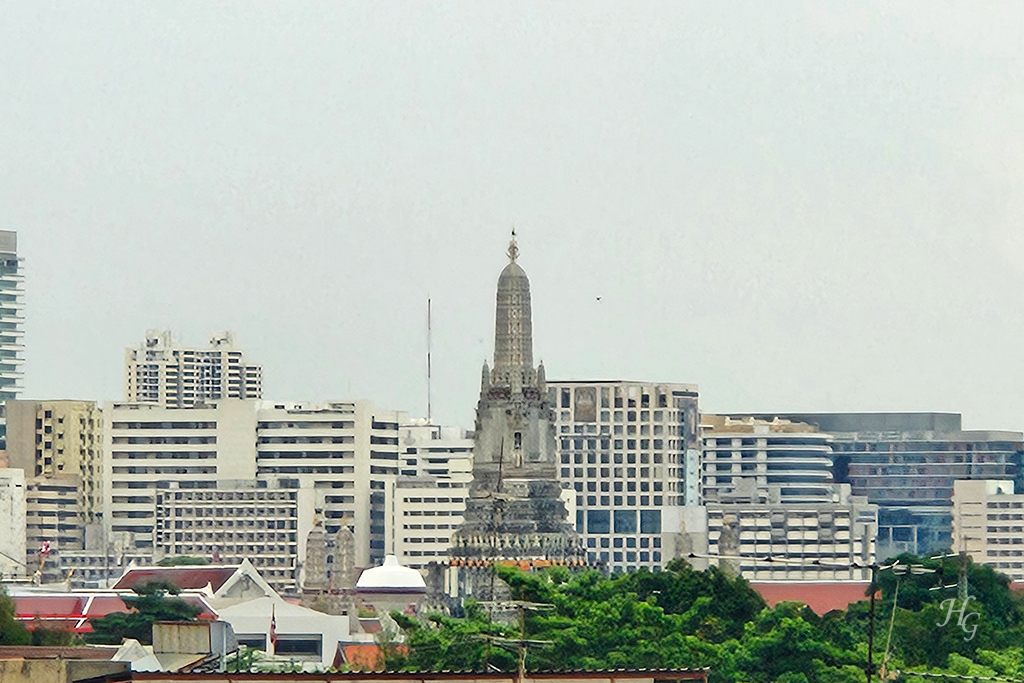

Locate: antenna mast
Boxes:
[427,297,433,423]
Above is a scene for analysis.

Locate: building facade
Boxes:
[78,399,405,589]
[5,400,104,575]
[0,230,24,452]
[394,422,473,569]
[124,330,262,407]
[453,237,575,564]
[154,482,300,593]
[548,380,703,573]
[0,467,26,578]
[952,479,1024,580]
[760,413,1023,557]
[703,415,877,580]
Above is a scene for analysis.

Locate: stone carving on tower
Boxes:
[452,234,577,563]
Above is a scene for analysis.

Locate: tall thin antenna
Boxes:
[427,297,433,423]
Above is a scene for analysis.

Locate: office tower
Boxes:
[757,413,1023,557]
[125,330,262,407]
[5,400,104,575]
[394,421,473,569]
[0,468,26,579]
[547,380,703,573]
[702,415,877,580]
[453,236,575,564]
[952,479,1024,580]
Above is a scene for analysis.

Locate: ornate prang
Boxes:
[453,238,578,569]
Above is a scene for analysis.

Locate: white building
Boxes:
[702,415,877,580]
[702,415,836,504]
[546,380,704,573]
[95,400,405,583]
[154,482,300,593]
[0,468,26,578]
[125,330,262,408]
[952,479,1024,580]
[393,422,473,570]
[255,401,405,570]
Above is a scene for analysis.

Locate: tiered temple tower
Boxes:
[452,236,576,561]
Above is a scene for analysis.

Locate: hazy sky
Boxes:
[2,2,1023,431]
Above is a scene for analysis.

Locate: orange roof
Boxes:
[750,581,874,615]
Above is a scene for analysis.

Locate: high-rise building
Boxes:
[0,231,25,450]
[0,468,26,579]
[547,380,703,573]
[703,415,877,580]
[453,236,575,565]
[394,422,473,569]
[952,479,1024,580]
[124,330,262,407]
[755,413,1024,557]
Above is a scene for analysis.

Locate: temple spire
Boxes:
[507,229,519,263]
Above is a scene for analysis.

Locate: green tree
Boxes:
[0,586,29,645]
[87,581,201,645]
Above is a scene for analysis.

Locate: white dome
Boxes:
[355,555,427,593]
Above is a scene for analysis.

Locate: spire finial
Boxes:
[507,228,519,262]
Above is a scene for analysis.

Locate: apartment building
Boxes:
[952,479,1024,581]
[760,413,1024,557]
[546,380,703,573]
[394,422,473,569]
[154,482,300,593]
[703,415,877,580]
[0,231,24,408]
[5,400,104,575]
[125,330,262,407]
[0,468,26,578]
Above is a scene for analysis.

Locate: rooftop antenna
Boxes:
[427,297,432,423]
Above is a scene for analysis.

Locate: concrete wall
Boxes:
[0,658,128,683]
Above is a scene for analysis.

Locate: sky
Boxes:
[1,2,1023,431]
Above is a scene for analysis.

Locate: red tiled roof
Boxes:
[112,566,238,592]
[11,593,217,633]
[14,596,87,618]
[750,581,874,615]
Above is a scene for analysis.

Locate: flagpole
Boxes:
[269,603,277,656]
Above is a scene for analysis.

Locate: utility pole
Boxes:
[867,563,877,683]
[957,550,969,603]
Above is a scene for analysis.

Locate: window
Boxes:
[514,431,522,449]
[641,510,662,534]
[587,510,611,534]
[614,510,637,534]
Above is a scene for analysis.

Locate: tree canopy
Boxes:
[393,555,1024,683]
[87,580,201,645]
